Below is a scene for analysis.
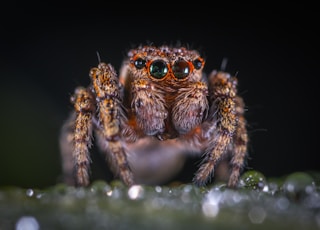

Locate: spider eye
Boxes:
[134,58,146,69]
[193,58,203,70]
[149,60,168,79]
[172,60,190,79]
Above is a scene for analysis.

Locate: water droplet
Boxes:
[202,201,219,218]
[202,189,221,217]
[90,180,112,196]
[181,185,193,203]
[36,193,44,199]
[183,184,192,193]
[267,182,280,195]
[239,170,267,191]
[282,172,315,201]
[26,189,34,197]
[302,191,320,209]
[106,190,113,197]
[110,187,122,199]
[128,185,144,200]
[248,206,266,224]
[305,185,315,194]
[275,197,290,210]
[15,216,39,230]
[155,186,162,193]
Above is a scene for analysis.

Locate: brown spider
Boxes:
[59,44,248,188]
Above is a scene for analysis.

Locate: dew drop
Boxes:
[275,197,290,210]
[155,186,162,193]
[128,185,144,200]
[239,170,267,191]
[248,206,266,224]
[15,216,39,230]
[106,190,113,197]
[202,189,221,217]
[282,172,315,201]
[26,189,34,197]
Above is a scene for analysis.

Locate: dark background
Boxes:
[1,5,318,188]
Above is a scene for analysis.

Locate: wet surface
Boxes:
[1,171,320,230]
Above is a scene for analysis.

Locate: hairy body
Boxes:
[60,45,248,187]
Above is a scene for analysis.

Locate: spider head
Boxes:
[124,45,205,83]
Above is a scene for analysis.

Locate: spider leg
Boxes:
[228,96,248,187]
[193,71,240,187]
[67,86,95,187]
[90,63,134,186]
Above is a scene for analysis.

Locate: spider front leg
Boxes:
[71,86,95,187]
[193,70,247,187]
[90,63,134,186]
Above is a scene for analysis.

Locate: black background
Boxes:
[1,4,318,188]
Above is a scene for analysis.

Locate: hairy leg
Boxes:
[90,62,134,186]
[228,96,248,187]
[193,71,239,186]
[65,87,95,186]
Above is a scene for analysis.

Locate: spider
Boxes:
[59,44,248,188]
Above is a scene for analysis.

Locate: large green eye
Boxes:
[149,60,168,79]
[134,58,146,69]
[172,60,190,79]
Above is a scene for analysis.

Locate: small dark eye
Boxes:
[172,60,190,79]
[193,58,203,70]
[134,58,146,69]
[149,60,168,79]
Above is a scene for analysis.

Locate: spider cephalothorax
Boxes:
[60,44,248,187]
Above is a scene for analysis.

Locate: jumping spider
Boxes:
[59,44,248,188]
